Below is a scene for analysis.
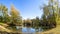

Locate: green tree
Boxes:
[0,4,8,23]
[35,17,40,28]
[31,17,40,29]
[41,0,60,29]
[48,0,59,25]
[31,18,36,28]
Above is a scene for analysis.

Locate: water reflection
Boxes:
[35,27,43,32]
[16,26,43,32]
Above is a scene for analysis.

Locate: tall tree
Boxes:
[48,0,59,25]
[31,17,40,29]
[10,5,22,26]
[41,0,60,29]
[0,4,8,23]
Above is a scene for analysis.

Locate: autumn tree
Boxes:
[10,5,22,27]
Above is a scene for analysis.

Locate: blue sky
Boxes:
[0,0,48,19]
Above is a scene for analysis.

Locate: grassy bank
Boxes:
[0,22,21,33]
[36,25,60,34]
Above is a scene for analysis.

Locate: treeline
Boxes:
[23,0,60,30]
[23,16,56,30]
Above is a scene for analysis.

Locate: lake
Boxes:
[16,26,43,32]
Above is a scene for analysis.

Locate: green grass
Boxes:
[0,22,21,33]
[37,25,60,34]
[0,22,4,24]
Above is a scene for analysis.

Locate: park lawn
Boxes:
[0,22,5,25]
[0,22,21,33]
[0,22,9,27]
[0,22,12,32]
[0,25,11,32]
[37,25,60,34]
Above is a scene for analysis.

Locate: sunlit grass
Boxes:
[0,22,20,33]
[36,25,60,34]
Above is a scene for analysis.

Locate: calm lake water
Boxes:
[35,27,43,32]
[16,26,43,32]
